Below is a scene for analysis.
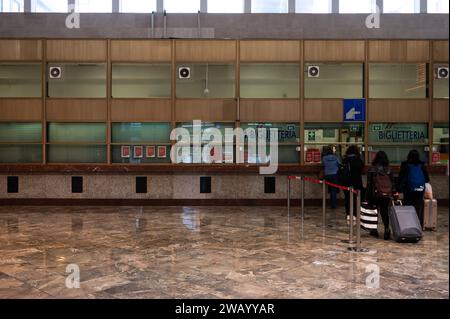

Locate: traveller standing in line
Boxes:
[322,146,340,209]
[340,145,365,222]
[366,151,396,240]
[397,150,430,227]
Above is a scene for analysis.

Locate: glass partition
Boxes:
[112,64,171,98]
[433,64,449,99]
[47,123,106,143]
[304,123,364,163]
[427,0,449,13]
[176,64,235,98]
[0,122,42,163]
[432,123,449,164]
[47,145,107,163]
[240,122,300,163]
[339,0,376,13]
[47,63,106,98]
[111,122,172,164]
[368,123,429,164]
[75,0,111,12]
[304,63,363,98]
[0,0,24,12]
[47,123,106,163]
[0,64,41,98]
[240,63,299,98]
[369,63,427,99]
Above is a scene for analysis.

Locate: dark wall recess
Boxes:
[264,176,276,194]
[200,176,211,194]
[7,176,19,193]
[71,176,83,193]
[136,176,147,194]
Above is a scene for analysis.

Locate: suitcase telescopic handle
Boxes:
[392,200,403,206]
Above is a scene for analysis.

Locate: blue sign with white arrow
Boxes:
[343,99,366,122]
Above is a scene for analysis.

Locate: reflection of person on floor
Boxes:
[397,149,430,227]
[182,211,201,232]
[322,145,340,209]
[342,145,365,221]
[366,151,396,240]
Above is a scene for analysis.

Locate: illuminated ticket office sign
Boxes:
[369,123,428,143]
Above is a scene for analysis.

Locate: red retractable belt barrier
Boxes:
[287,176,358,194]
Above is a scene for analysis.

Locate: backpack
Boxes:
[337,163,352,186]
[373,171,392,198]
[407,163,426,192]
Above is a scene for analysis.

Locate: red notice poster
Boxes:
[134,146,143,158]
[157,146,167,158]
[121,146,130,158]
[146,146,155,158]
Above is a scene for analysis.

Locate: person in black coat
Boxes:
[366,151,396,240]
[342,145,365,221]
[397,149,430,227]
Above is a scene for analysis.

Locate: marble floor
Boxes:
[0,205,448,299]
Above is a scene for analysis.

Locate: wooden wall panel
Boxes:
[240,41,300,62]
[0,40,42,61]
[175,40,236,62]
[304,41,365,61]
[368,40,429,62]
[433,100,449,122]
[433,41,449,62]
[240,100,299,122]
[46,99,107,122]
[46,40,107,61]
[368,100,429,122]
[111,40,171,62]
[0,99,42,121]
[303,100,342,122]
[176,100,236,122]
[111,99,172,122]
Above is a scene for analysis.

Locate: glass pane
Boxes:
[208,0,244,13]
[0,64,41,98]
[47,145,107,163]
[240,123,300,144]
[112,123,172,143]
[112,145,171,164]
[177,122,235,143]
[0,144,42,163]
[251,0,288,13]
[240,64,299,98]
[48,123,106,143]
[76,0,112,13]
[243,145,298,164]
[369,63,427,99]
[119,0,156,13]
[304,63,363,98]
[383,0,420,13]
[304,144,364,164]
[112,64,171,98]
[369,146,428,164]
[0,123,42,142]
[427,0,449,13]
[296,0,331,13]
[432,123,449,164]
[47,63,106,98]
[339,0,376,13]
[164,0,200,13]
[304,123,365,144]
[368,123,428,144]
[433,123,449,143]
[434,65,449,99]
[32,0,68,12]
[0,0,24,12]
[176,64,235,98]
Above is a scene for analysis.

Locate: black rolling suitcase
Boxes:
[389,200,422,243]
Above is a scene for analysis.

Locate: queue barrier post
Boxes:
[322,180,326,228]
[301,177,304,238]
[348,190,369,252]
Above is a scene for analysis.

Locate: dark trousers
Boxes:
[373,196,391,230]
[404,191,425,227]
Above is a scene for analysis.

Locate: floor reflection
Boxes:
[0,205,448,299]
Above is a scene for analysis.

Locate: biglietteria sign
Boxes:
[369,123,428,143]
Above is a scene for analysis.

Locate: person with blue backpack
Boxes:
[397,149,430,227]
